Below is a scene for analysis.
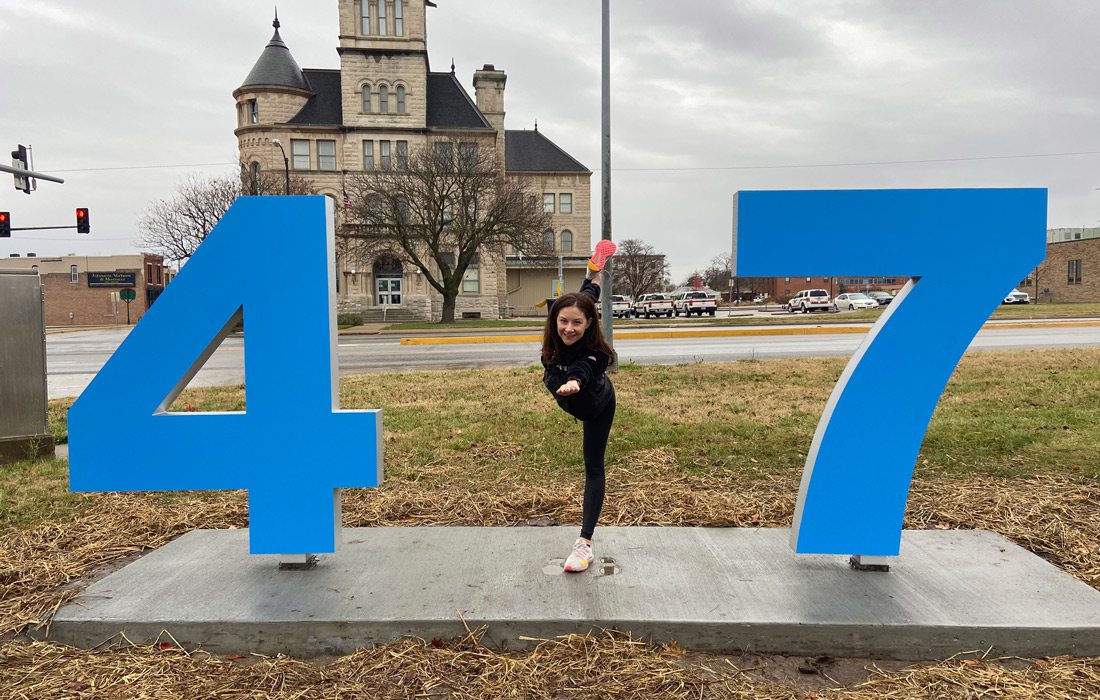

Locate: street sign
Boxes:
[120,288,136,302]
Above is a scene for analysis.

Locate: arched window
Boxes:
[560,230,573,253]
[362,85,371,113]
[543,229,555,251]
[249,161,262,194]
[396,85,406,113]
[379,85,390,113]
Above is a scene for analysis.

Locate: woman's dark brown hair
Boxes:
[541,293,614,365]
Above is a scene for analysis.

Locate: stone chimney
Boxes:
[473,64,507,133]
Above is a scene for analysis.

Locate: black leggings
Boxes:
[580,391,616,540]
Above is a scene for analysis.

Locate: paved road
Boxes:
[46,322,1100,399]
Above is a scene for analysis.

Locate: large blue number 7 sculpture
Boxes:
[733,189,1047,556]
[68,196,382,555]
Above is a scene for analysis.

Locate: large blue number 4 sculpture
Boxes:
[68,196,382,555]
[732,189,1047,557]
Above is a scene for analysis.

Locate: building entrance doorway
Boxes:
[373,256,403,306]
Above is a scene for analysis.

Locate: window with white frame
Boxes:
[248,100,259,124]
[560,230,573,252]
[543,193,555,213]
[396,85,406,113]
[380,140,392,169]
[396,140,408,169]
[559,193,572,214]
[70,264,78,283]
[379,85,390,113]
[291,139,310,169]
[362,85,371,112]
[361,2,370,33]
[394,0,404,35]
[318,140,337,170]
[377,0,387,35]
[462,253,480,293]
[363,140,374,170]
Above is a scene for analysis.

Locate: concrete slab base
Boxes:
[38,527,1100,660]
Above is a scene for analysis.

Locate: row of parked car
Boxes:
[784,287,1031,313]
[606,291,720,318]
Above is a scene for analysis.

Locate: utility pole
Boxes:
[600,0,614,349]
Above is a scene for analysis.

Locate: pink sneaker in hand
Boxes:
[587,239,617,272]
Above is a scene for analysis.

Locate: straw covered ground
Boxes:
[2,348,1100,698]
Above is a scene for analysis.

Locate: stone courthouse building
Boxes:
[234,2,592,320]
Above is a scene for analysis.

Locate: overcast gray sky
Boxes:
[2,1,1099,284]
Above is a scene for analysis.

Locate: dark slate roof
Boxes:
[288,70,342,125]
[505,130,590,173]
[240,27,310,91]
[426,73,492,129]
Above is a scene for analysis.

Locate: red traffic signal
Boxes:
[0,211,9,237]
[76,207,90,234]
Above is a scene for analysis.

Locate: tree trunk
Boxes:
[440,290,457,323]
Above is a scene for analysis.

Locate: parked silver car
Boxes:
[865,291,894,306]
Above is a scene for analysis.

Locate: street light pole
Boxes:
[271,138,290,195]
[600,0,614,349]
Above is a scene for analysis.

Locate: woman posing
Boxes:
[541,240,617,572]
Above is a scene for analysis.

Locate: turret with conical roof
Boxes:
[234,12,314,138]
[240,12,310,91]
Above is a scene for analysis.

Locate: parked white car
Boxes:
[610,295,633,318]
[633,293,675,318]
[786,289,832,313]
[1002,288,1030,304]
[832,292,879,311]
[673,291,718,317]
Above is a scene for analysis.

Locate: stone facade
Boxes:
[236,1,591,321]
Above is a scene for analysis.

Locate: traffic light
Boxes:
[76,207,90,234]
[11,145,30,194]
[0,212,9,237]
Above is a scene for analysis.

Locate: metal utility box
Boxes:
[0,269,54,463]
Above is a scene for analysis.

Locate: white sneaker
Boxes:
[563,538,593,573]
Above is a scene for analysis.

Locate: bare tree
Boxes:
[612,238,669,300]
[342,138,553,323]
[137,174,240,263]
[702,252,732,291]
[138,168,315,263]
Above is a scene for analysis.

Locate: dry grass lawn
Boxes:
[3,348,1100,698]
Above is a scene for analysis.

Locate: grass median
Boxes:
[3,348,1100,698]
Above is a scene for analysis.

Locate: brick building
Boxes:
[0,254,169,326]
[1025,228,1099,303]
[234,2,591,320]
